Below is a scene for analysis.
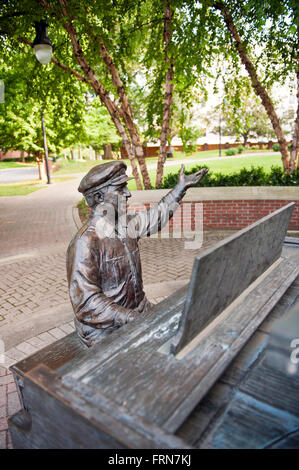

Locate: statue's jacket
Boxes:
[67,186,185,347]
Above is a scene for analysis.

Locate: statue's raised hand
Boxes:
[178,164,208,189]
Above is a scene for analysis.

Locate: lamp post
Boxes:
[41,109,51,185]
[32,20,53,65]
[219,111,222,157]
[32,20,53,184]
[219,98,227,158]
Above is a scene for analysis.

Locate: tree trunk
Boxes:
[103,144,113,160]
[35,153,46,181]
[214,1,290,172]
[156,1,174,188]
[290,54,299,170]
[97,93,142,188]
[94,147,98,160]
[242,132,249,147]
[98,40,152,189]
[78,144,81,159]
[49,0,143,190]
[20,150,25,163]
[70,149,74,160]
[123,119,151,188]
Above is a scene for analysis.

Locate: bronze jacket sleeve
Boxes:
[66,237,133,329]
[131,182,186,239]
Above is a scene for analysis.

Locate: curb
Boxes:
[72,204,82,231]
[0,303,74,352]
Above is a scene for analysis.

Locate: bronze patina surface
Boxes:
[66,161,208,347]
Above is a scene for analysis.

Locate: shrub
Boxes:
[25,155,36,162]
[77,198,89,221]
[53,163,62,172]
[251,145,259,150]
[272,143,279,151]
[237,145,245,154]
[225,148,237,156]
[160,165,299,189]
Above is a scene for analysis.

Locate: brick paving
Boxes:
[0,233,227,327]
[0,175,231,448]
[0,177,82,259]
[0,252,69,327]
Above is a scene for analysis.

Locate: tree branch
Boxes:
[290,53,299,170]
[50,0,143,188]
[37,0,146,187]
[156,0,174,188]
[213,0,290,171]
[97,38,151,188]
[0,12,28,20]
[51,58,89,83]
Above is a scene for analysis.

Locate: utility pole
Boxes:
[219,112,222,157]
[41,109,51,184]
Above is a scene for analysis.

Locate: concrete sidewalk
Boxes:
[0,176,232,448]
[0,177,81,448]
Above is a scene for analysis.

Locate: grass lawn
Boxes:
[3,151,281,194]
[0,181,43,196]
[0,161,35,169]
[53,149,280,175]
[0,177,76,197]
[126,152,283,190]
[165,152,283,174]
[52,150,241,175]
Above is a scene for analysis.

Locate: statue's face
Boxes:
[102,183,131,213]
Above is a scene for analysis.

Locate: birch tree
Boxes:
[0,0,151,188]
[155,0,175,188]
[212,0,298,171]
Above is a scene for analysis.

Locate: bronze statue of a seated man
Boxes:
[66,161,207,347]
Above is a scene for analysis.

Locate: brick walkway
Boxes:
[0,176,231,448]
[0,234,228,327]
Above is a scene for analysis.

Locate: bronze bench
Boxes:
[9,203,299,448]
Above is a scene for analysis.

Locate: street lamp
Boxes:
[32,20,53,184]
[32,20,53,65]
[219,111,222,157]
[219,98,227,158]
[40,109,51,185]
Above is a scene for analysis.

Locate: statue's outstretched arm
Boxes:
[132,166,208,239]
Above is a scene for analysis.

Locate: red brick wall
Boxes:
[120,141,286,158]
[127,200,299,231]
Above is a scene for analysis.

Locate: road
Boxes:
[0,152,277,183]
[0,166,39,184]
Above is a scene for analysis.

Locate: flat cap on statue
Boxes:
[78,161,134,196]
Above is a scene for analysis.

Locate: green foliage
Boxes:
[225,148,237,156]
[83,98,121,153]
[24,156,37,162]
[0,0,297,179]
[178,126,202,154]
[237,145,245,153]
[0,51,87,157]
[77,198,89,218]
[219,79,276,145]
[161,165,299,189]
[272,143,280,151]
